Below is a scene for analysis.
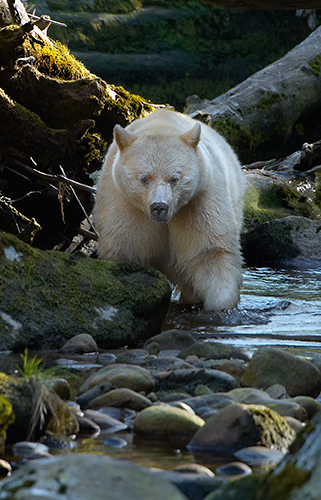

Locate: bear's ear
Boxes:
[179,123,201,149]
[114,125,137,152]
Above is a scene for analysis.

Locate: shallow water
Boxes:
[166,266,321,358]
[6,266,321,475]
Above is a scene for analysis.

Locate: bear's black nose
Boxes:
[150,202,169,224]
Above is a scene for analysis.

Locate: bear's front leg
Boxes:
[189,248,243,311]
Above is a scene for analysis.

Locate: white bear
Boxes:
[94,109,244,310]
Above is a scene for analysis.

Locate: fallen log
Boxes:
[185,25,321,163]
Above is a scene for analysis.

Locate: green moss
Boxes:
[309,55,321,76]
[251,406,294,450]
[24,39,92,80]
[258,464,311,500]
[256,92,282,111]
[212,116,260,162]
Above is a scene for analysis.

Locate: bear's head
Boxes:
[112,122,201,225]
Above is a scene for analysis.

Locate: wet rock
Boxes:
[0,372,78,442]
[155,368,238,395]
[172,464,215,476]
[76,382,113,409]
[144,356,194,372]
[60,334,99,354]
[229,388,308,421]
[78,364,155,395]
[48,378,71,400]
[284,416,305,433]
[254,411,321,499]
[288,396,321,419]
[179,341,250,362]
[0,453,187,500]
[0,232,171,350]
[202,472,264,500]
[12,441,50,457]
[243,215,321,267]
[76,415,101,434]
[116,349,150,364]
[87,388,152,411]
[188,402,295,453]
[181,393,235,415]
[160,392,192,402]
[144,330,196,351]
[265,383,289,399]
[216,461,252,477]
[242,347,321,398]
[155,469,224,500]
[234,445,285,468]
[134,404,205,440]
[217,359,247,379]
[83,409,127,431]
[104,436,128,448]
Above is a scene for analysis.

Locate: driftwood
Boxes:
[186,25,321,164]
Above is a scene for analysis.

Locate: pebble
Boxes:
[215,461,252,477]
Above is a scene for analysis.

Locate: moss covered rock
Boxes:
[0,371,78,442]
[134,404,205,440]
[0,232,171,350]
[188,402,296,454]
[0,395,14,454]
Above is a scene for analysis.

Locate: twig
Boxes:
[11,159,97,194]
[59,166,99,239]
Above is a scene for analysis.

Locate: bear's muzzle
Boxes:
[150,202,169,225]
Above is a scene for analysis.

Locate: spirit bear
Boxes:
[94,109,244,310]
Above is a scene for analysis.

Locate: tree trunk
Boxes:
[186,25,321,163]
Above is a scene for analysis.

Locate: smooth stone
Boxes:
[48,378,71,400]
[76,415,101,434]
[98,353,117,364]
[104,437,128,448]
[288,396,321,419]
[284,416,305,433]
[60,333,99,354]
[160,392,192,402]
[172,464,215,476]
[144,330,196,351]
[12,441,49,457]
[154,368,238,394]
[217,359,246,379]
[179,341,250,362]
[87,388,152,411]
[78,364,155,395]
[0,453,187,500]
[134,404,205,440]
[144,356,194,371]
[83,409,127,431]
[76,382,114,409]
[154,470,225,500]
[116,349,150,364]
[243,347,321,398]
[234,445,285,467]
[188,403,295,453]
[216,461,252,477]
[265,383,289,399]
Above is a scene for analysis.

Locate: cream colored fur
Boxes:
[94,109,244,310]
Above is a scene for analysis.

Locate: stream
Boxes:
[5,266,321,474]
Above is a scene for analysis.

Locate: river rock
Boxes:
[76,382,113,409]
[242,347,321,398]
[0,453,187,500]
[48,378,71,400]
[243,215,321,266]
[0,372,78,442]
[178,341,250,362]
[0,396,14,454]
[0,232,171,350]
[144,330,196,352]
[229,388,308,421]
[87,387,152,411]
[83,409,127,432]
[134,404,205,440]
[78,364,156,395]
[60,334,99,354]
[288,396,321,419]
[187,402,295,453]
[155,368,238,395]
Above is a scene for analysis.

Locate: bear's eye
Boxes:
[140,175,149,186]
[169,176,179,186]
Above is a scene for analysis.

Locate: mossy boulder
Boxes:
[0,232,171,350]
[188,402,296,453]
[134,404,205,440]
[0,371,78,442]
[0,395,14,454]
